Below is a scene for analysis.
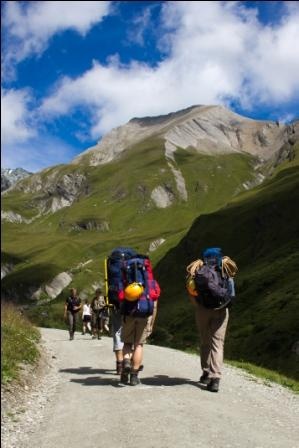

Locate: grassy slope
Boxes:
[1,302,40,383]
[2,138,257,302]
[153,149,299,382]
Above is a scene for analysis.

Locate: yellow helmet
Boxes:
[186,277,198,297]
[124,283,144,301]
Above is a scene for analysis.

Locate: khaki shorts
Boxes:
[121,316,152,345]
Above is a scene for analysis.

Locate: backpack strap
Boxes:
[143,265,150,298]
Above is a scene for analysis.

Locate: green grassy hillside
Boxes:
[2,137,259,302]
[153,153,299,381]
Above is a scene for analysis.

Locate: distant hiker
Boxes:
[186,247,237,392]
[106,247,161,385]
[81,299,92,335]
[64,288,82,340]
[91,288,106,339]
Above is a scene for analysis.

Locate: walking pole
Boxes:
[103,257,112,332]
[104,257,113,308]
[104,257,109,305]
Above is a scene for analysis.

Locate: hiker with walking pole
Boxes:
[186,247,237,392]
[106,247,161,385]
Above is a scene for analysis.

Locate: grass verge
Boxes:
[227,360,299,393]
[1,302,40,384]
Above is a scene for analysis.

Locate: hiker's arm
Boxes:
[73,303,82,312]
[64,302,67,318]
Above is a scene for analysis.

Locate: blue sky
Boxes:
[2,1,299,172]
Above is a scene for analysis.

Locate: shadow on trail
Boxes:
[141,375,203,388]
[60,368,206,389]
[59,367,115,375]
[70,377,122,387]
[60,366,122,387]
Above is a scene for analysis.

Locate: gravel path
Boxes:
[2,328,299,448]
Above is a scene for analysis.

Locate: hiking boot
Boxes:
[207,378,220,393]
[116,361,123,375]
[123,359,131,374]
[130,371,140,386]
[69,332,74,340]
[199,371,210,385]
[120,372,129,385]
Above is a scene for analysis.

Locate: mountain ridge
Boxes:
[3,105,296,220]
[71,104,297,167]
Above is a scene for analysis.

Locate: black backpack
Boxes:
[194,247,232,309]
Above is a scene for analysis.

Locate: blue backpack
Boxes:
[107,248,160,316]
[194,247,232,309]
[107,247,137,307]
[122,255,160,317]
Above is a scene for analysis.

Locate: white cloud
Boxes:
[126,7,152,46]
[38,1,299,139]
[3,1,111,78]
[1,88,79,172]
[1,88,36,144]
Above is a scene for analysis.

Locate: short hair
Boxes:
[96,288,102,293]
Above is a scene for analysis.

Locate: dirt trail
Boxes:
[2,328,299,448]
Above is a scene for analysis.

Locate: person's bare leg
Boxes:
[115,349,123,375]
[120,343,132,383]
[115,349,123,362]
[123,343,133,361]
[132,344,143,370]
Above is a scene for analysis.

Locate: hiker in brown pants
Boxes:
[191,298,229,392]
[187,248,237,392]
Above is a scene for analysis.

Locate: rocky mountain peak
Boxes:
[129,105,202,127]
[1,168,32,192]
[71,105,294,167]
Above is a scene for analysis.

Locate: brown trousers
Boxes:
[195,304,229,379]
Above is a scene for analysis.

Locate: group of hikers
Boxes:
[64,288,109,340]
[64,246,237,392]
